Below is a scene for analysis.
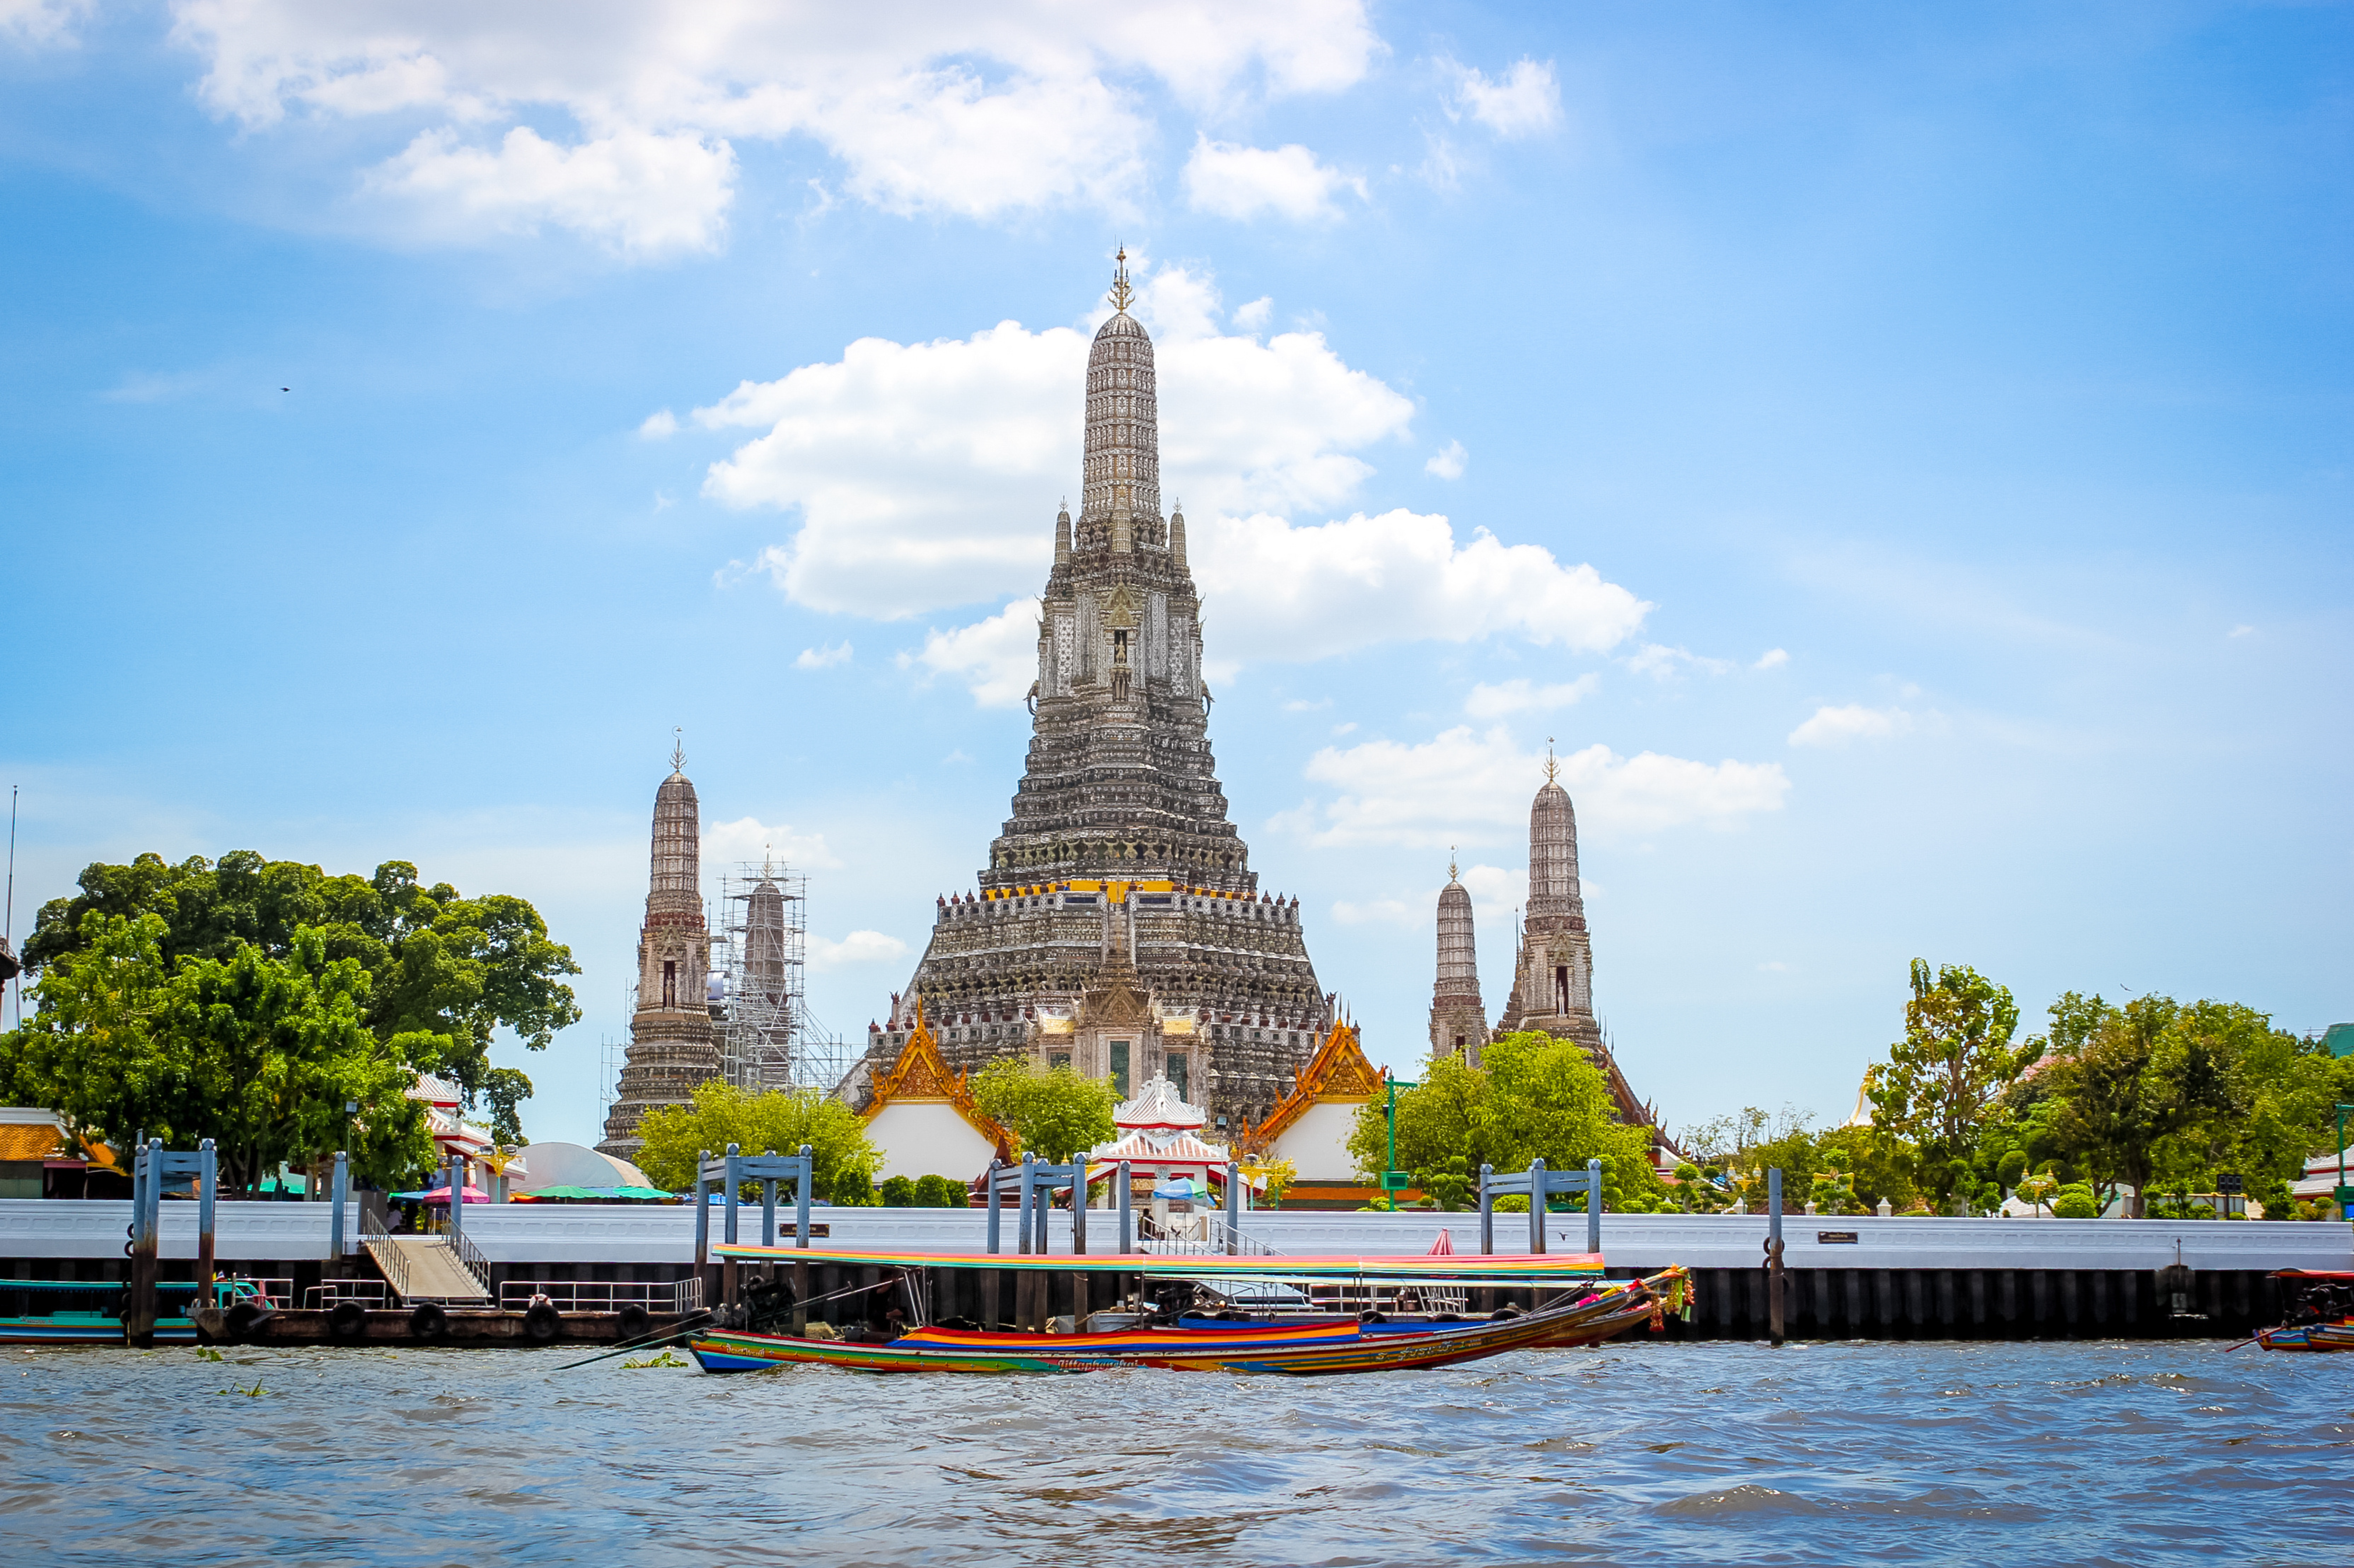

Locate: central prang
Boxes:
[843,259,1329,1135]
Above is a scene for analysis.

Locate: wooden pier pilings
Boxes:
[1639,1265,2277,1340]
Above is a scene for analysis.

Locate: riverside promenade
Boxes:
[5,1199,2347,1340]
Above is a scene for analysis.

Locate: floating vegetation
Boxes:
[619,1349,687,1370]
[196,1348,225,1362]
[216,1379,271,1398]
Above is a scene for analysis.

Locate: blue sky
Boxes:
[4,1,2348,1148]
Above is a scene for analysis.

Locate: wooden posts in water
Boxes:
[695,1142,815,1318]
[127,1139,160,1347]
[197,1139,219,1304]
[1766,1167,1787,1346]
[980,1153,1090,1330]
[324,1147,346,1272]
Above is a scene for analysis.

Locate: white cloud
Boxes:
[1754,647,1789,670]
[366,125,737,256]
[1183,134,1363,222]
[1196,510,1648,665]
[1757,960,1791,973]
[1787,704,1914,748]
[794,641,853,670]
[703,814,843,870]
[1445,57,1563,139]
[1294,726,1789,848]
[1465,675,1598,718]
[1331,721,1357,736]
[1425,439,1466,479]
[2,0,88,46]
[697,272,1425,617]
[166,2,1383,250]
[906,598,1040,708]
[1330,897,1411,927]
[1232,296,1273,331]
[810,930,910,971]
[1457,863,1526,915]
[638,408,679,439]
[1625,643,1734,680]
[2228,624,2255,638]
[696,263,1649,700]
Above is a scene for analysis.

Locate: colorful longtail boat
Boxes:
[2252,1270,2354,1352]
[683,1250,1693,1377]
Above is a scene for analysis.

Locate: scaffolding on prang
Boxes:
[706,858,848,1096]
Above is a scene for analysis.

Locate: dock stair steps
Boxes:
[362,1231,493,1306]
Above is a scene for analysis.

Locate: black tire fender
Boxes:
[327,1300,367,1341]
[409,1302,449,1342]
[523,1301,561,1344]
[224,1300,266,1340]
[616,1302,653,1340]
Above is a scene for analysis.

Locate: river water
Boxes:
[4,1339,2344,1565]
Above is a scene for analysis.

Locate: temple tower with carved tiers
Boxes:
[1429,855,1490,1064]
[1492,752,1665,1139]
[600,746,722,1160]
[841,253,1329,1135]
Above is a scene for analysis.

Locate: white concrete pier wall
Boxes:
[4,1199,2346,1272]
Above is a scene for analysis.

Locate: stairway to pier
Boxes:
[365,1236,492,1305]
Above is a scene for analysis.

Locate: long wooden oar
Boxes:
[552,1311,712,1371]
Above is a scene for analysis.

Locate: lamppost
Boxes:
[1381,1074,1419,1212]
[2335,1103,2354,1218]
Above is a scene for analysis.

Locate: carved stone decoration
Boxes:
[601,747,722,1160]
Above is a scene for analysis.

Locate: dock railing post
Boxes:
[985,1159,1003,1255]
[795,1145,812,1249]
[693,1149,711,1274]
[197,1139,218,1304]
[125,1139,156,1348]
[794,1144,812,1336]
[329,1149,348,1264]
[1116,1161,1131,1255]
[722,1144,741,1310]
[1017,1154,1036,1256]
[1224,1161,1240,1256]
[1586,1157,1604,1258]
[1073,1161,1088,1256]
[1528,1158,1548,1256]
[760,1148,778,1249]
[1479,1163,1494,1256]
[1767,1166,1786,1346]
[444,1152,462,1244]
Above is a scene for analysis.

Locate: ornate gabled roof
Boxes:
[1244,1020,1383,1150]
[863,1005,1013,1149]
[1115,1073,1205,1132]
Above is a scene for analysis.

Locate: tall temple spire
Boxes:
[844,267,1326,1138]
[601,746,721,1160]
[1429,856,1488,1063]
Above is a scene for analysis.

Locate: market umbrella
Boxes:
[418,1184,491,1204]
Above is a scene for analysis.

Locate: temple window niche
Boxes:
[1168,1054,1190,1103]
[1109,1039,1132,1097]
[662,959,677,1009]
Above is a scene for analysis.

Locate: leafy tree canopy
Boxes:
[19,851,581,1140]
[1346,1033,1666,1212]
[0,912,434,1191]
[634,1080,881,1201]
[1864,959,2039,1207]
[968,1057,1118,1163]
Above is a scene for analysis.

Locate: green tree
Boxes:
[878,1175,917,1207]
[1347,1033,1664,1212]
[0,912,434,1191]
[2044,996,2239,1219]
[968,1058,1118,1163]
[19,852,580,1141]
[1864,959,2039,1210]
[634,1080,880,1200]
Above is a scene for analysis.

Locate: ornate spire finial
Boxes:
[671,726,686,773]
[1544,737,1557,784]
[1449,846,1458,882]
[1108,245,1134,314]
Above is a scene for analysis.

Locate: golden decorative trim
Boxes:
[1243,1020,1381,1151]
[862,1005,1014,1150]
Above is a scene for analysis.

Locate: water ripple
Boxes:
[3,1341,2346,1564]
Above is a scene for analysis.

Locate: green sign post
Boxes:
[2335,1103,2354,1215]
[1382,1075,1419,1212]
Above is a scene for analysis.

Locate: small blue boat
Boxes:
[0,1279,273,1345]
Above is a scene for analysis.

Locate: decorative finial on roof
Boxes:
[1544,737,1557,784]
[1450,845,1458,882]
[1108,245,1134,314]
[671,726,686,773]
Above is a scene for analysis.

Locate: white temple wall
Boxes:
[1267,1100,1370,1183]
[867,1102,998,1183]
